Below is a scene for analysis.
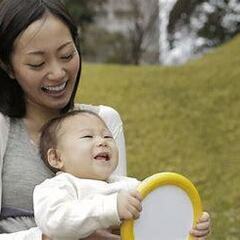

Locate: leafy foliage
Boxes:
[169,0,240,48]
[63,0,106,30]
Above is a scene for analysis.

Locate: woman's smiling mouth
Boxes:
[41,81,68,95]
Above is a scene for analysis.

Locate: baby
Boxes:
[34,110,142,240]
[33,110,210,240]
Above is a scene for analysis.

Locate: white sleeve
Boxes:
[33,179,120,239]
[109,176,140,191]
[98,105,127,176]
[0,227,42,240]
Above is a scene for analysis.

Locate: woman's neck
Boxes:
[23,103,60,145]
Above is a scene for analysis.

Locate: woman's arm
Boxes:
[98,105,127,176]
[43,229,121,240]
[0,227,42,240]
[0,113,9,160]
[83,229,120,240]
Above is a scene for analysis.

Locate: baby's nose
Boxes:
[96,137,108,147]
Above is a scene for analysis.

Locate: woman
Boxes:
[0,0,210,239]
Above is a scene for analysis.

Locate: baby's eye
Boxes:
[81,135,93,138]
[104,135,113,139]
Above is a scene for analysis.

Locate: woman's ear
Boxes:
[0,59,8,72]
[0,59,15,79]
[47,148,64,171]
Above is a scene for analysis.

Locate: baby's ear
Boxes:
[47,148,64,170]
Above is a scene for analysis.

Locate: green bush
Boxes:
[76,35,240,240]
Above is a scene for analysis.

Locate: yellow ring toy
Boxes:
[120,172,202,240]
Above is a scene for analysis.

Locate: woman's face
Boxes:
[10,13,80,113]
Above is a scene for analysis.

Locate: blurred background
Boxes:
[2,0,238,239]
[64,0,239,65]
[67,1,239,240]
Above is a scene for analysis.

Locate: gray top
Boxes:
[0,118,54,233]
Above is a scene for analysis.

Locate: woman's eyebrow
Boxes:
[26,41,73,55]
[26,50,44,55]
[57,41,73,51]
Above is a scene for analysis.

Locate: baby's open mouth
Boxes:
[94,152,110,161]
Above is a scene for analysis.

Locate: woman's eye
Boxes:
[61,54,72,60]
[61,50,76,60]
[28,62,44,68]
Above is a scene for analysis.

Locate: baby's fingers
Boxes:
[130,190,143,202]
[129,191,142,210]
[190,219,211,239]
[190,228,210,238]
[127,204,141,219]
[128,195,142,219]
[195,221,210,231]
[199,212,210,223]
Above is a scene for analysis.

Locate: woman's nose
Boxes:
[47,62,65,81]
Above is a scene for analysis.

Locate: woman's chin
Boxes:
[46,93,73,110]
[39,98,71,113]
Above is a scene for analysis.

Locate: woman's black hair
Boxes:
[0,0,81,117]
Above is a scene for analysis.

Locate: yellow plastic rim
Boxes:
[120,172,202,240]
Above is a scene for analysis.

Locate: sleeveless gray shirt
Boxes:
[0,118,54,233]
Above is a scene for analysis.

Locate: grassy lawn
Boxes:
[76,34,240,240]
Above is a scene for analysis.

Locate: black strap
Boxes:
[0,207,34,220]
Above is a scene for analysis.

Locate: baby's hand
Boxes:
[117,190,142,220]
[190,211,211,239]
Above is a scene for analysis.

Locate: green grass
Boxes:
[76,35,240,240]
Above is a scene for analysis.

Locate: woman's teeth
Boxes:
[42,82,67,93]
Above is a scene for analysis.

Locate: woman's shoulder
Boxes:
[73,103,100,114]
[73,103,122,124]
[0,112,10,161]
[0,112,10,132]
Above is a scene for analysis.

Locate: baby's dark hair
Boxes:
[40,109,101,173]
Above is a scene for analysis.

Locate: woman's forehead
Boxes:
[13,13,73,53]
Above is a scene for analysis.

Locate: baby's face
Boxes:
[56,113,119,180]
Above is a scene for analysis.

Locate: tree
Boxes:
[168,0,240,50]
[82,0,159,65]
[62,0,108,58]
[63,0,107,31]
[127,0,159,64]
